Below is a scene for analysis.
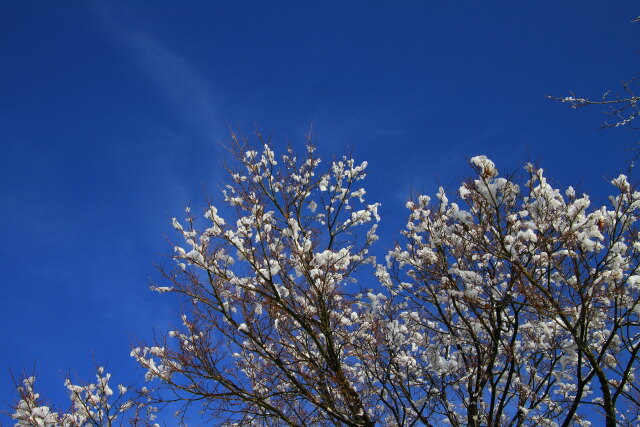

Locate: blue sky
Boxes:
[1,1,638,422]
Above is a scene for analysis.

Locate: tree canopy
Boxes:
[11,135,640,426]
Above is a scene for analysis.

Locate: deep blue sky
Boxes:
[1,1,638,422]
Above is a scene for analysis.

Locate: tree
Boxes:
[12,134,640,426]
[549,75,640,129]
[11,367,158,426]
[549,18,639,130]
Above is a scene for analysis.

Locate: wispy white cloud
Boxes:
[89,2,228,215]
[91,3,221,141]
[125,31,220,138]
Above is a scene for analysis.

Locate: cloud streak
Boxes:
[92,3,221,141]
[125,31,220,138]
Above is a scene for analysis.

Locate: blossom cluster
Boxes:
[12,367,157,426]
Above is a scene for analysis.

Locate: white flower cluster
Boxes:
[12,367,158,426]
[375,156,640,424]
